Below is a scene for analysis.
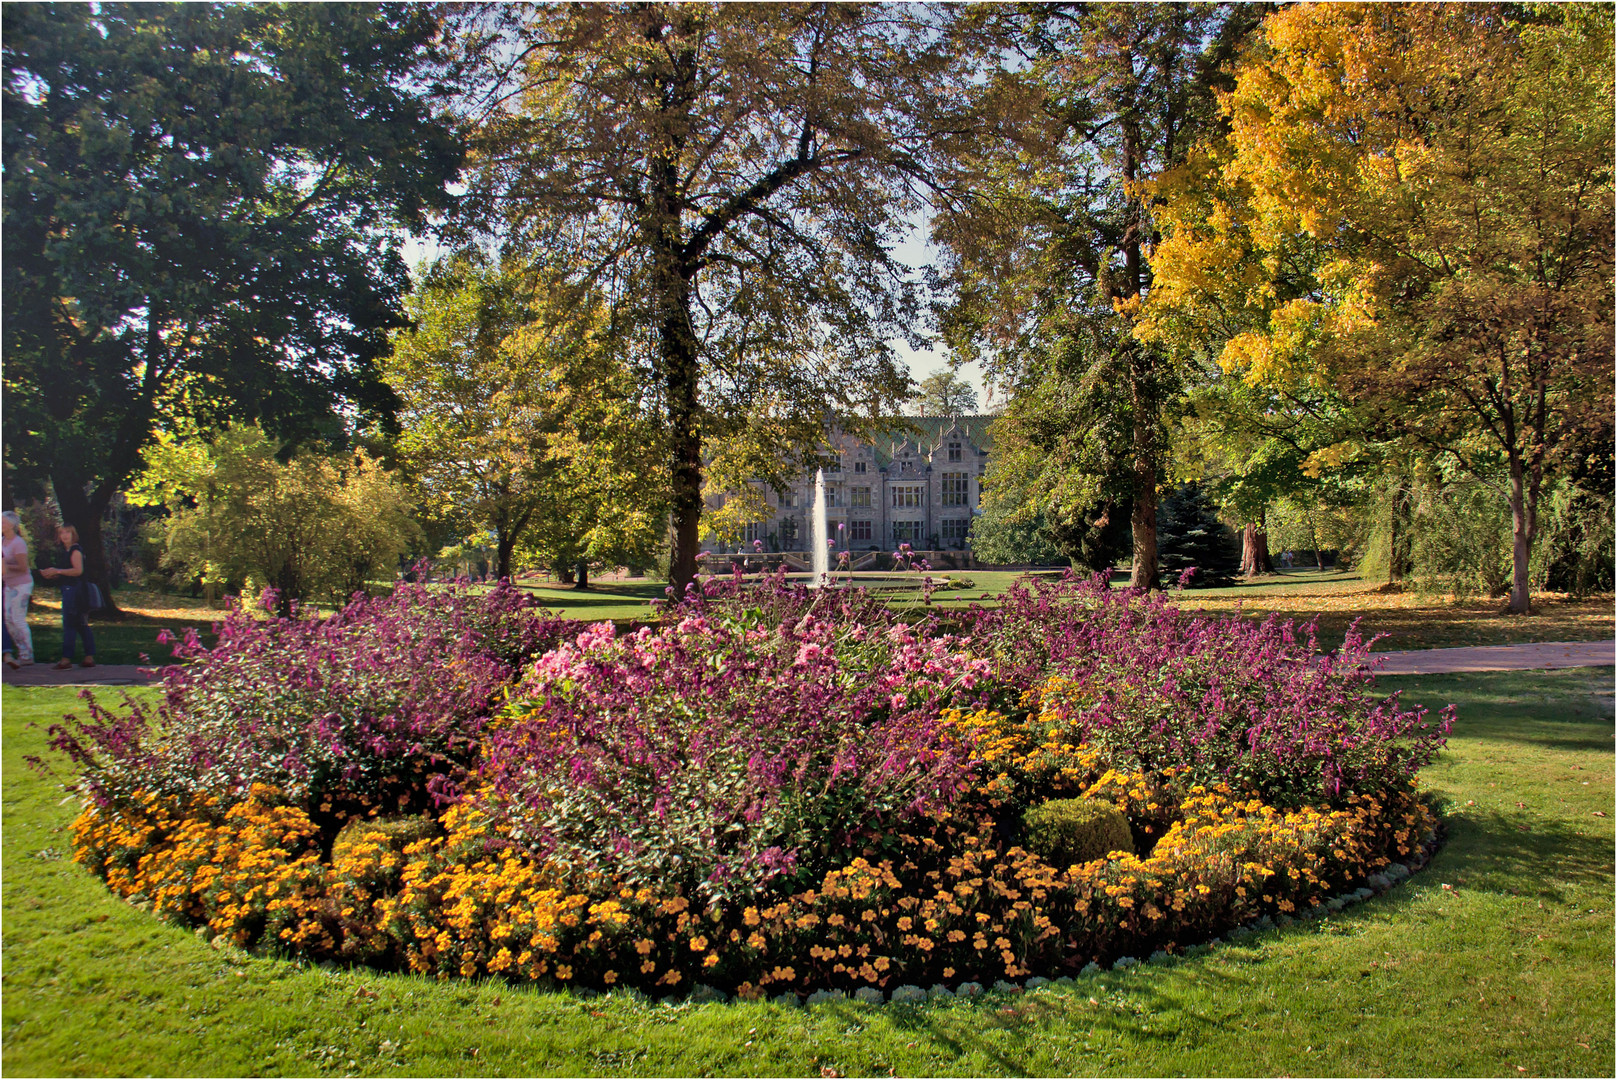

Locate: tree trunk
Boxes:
[1120,99,1159,592]
[659,221,704,596]
[1130,466,1158,589]
[1507,455,1532,614]
[574,560,590,591]
[1385,480,1414,585]
[1240,516,1273,579]
[495,531,516,582]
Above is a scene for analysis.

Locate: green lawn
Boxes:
[3,668,1611,1076]
[18,588,219,667]
[513,569,1615,654]
[17,570,1606,665]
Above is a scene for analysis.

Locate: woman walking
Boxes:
[1,511,34,668]
[39,524,94,669]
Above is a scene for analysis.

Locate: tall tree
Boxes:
[1142,2,1615,613]
[2,3,461,610]
[384,257,662,582]
[909,369,980,416]
[452,3,984,592]
[936,2,1266,589]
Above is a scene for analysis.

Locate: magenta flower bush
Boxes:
[479,587,994,902]
[55,566,1457,994]
[49,581,572,824]
[965,573,1454,808]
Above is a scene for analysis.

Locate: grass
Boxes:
[10,570,1610,666]
[3,667,1611,1077]
[17,588,219,667]
[1163,568,1616,653]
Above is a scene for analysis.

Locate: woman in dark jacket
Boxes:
[39,524,94,669]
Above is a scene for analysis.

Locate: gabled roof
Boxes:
[869,415,996,469]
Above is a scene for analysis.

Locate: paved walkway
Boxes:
[1,662,158,688]
[1,640,1611,689]
[1369,639,1614,676]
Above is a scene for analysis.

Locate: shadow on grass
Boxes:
[1383,668,1616,753]
[1438,809,1613,903]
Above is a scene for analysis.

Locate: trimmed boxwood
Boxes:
[1022,797,1134,866]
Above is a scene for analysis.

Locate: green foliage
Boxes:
[455,4,987,588]
[130,424,418,611]
[965,499,1068,567]
[1020,797,1134,867]
[1144,2,1615,613]
[1155,484,1239,589]
[935,4,1265,588]
[1,2,459,596]
[1535,481,1616,596]
[331,815,439,866]
[384,256,664,579]
[909,369,979,416]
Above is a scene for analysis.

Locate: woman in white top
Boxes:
[1,511,34,668]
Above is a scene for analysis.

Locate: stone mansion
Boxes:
[705,416,996,554]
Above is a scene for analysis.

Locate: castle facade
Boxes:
[706,416,996,553]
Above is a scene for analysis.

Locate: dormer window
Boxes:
[948,441,962,462]
[854,460,867,474]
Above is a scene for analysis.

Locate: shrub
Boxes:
[331,814,439,865]
[963,573,1454,807]
[72,785,328,950]
[479,600,995,903]
[60,569,1455,994]
[1022,798,1134,866]
[49,580,572,828]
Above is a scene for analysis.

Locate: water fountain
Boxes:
[811,468,829,586]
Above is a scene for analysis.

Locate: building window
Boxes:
[851,519,872,542]
[854,460,867,474]
[851,486,871,507]
[891,484,924,508]
[745,521,769,544]
[826,456,842,473]
[948,441,962,462]
[941,518,969,546]
[941,472,969,507]
[893,520,922,542]
[824,488,839,507]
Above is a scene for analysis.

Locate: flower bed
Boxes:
[57,573,1453,997]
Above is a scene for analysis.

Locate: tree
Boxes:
[910,369,979,416]
[130,424,418,613]
[384,257,663,582]
[1155,483,1238,588]
[2,3,460,610]
[452,3,987,592]
[1142,3,1615,613]
[935,3,1267,589]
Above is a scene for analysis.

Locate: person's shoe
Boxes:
[53,659,72,670]
[80,657,96,669]
[3,655,16,670]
